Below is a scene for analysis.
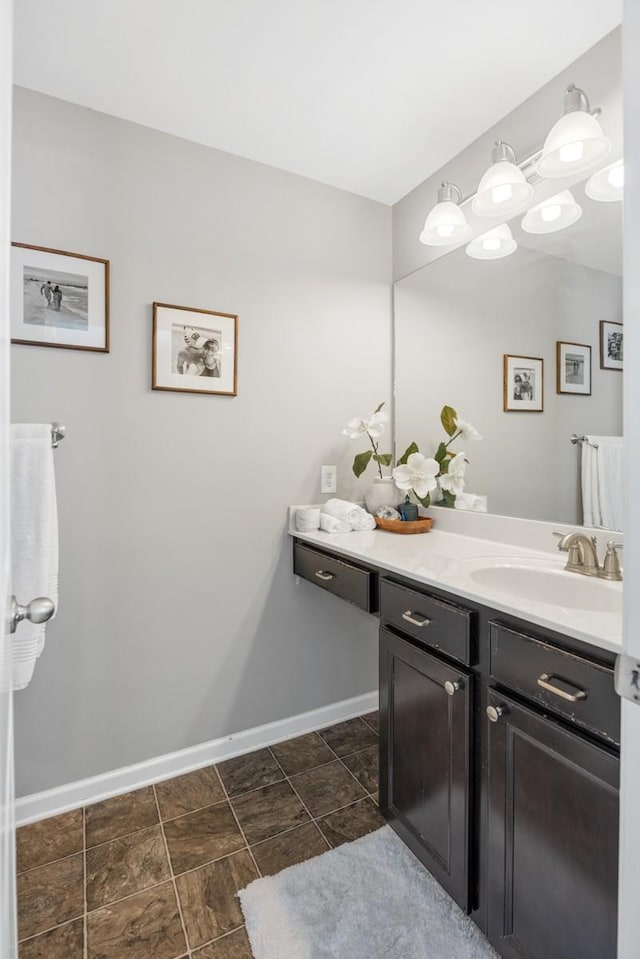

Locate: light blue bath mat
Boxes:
[239,825,498,958]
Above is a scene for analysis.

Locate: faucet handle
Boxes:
[600,541,623,581]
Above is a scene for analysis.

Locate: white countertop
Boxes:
[290,523,623,654]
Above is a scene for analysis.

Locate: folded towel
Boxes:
[10,424,59,690]
[323,498,363,526]
[323,498,376,531]
[319,513,351,533]
[454,492,488,513]
[295,508,321,531]
[351,510,376,531]
[581,436,623,531]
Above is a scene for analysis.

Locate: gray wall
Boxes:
[392,29,622,282]
[11,88,392,797]
[394,248,623,525]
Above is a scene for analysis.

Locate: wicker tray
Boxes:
[374,515,433,535]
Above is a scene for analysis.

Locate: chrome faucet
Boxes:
[554,532,623,580]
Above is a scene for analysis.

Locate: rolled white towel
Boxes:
[323,498,362,526]
[454,492,488,513]
[295,507,321,531]
[319,513,351,533]
[351,510,376,531]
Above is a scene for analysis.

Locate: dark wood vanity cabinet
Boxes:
[486,689,619,959]
[379,626,472,909]
[292,541,621,958]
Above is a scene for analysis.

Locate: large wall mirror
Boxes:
[394,35,623,530]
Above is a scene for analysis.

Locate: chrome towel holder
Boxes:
[51,423,66,448]
[570,433,599,449]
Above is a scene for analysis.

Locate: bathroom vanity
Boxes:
[291,524,621,959]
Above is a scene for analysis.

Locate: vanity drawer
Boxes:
[489,622,620,746]
[293,543,375,612]
[380,578,472,665]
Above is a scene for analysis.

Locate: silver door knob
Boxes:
[10,596,55,634]
[486,704,508,723]
[444,679,463,696]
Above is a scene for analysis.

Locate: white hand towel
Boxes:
[319,513,351,533]
[581,440,600,527]
[454,493,488,513]
[590,436,623,532]
[10,424,59,690]
[323,498,363,526]
[295,508,321,531]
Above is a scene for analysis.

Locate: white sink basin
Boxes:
[450,557,622,615]
[469,564,621,613]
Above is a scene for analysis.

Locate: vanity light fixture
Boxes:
[466,224,517,260]
[521,190,582,234]
[537,84,611,178]
[585,159,624,202]
[472,141,534,218]
[419,182,472,246]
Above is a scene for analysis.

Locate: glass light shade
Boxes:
[585,159,624,202]
[537,110,611,178]
[419,200,472,246]
[466,224,517,260]
[472,161,533,218]
[521,190,582,234]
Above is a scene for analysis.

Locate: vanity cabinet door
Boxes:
[380,626,472,910]
[487,690,619,959]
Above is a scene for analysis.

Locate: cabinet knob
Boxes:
[444,679,463,696]
[486,704,508,723]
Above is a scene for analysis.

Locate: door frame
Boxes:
[618,3,640,956]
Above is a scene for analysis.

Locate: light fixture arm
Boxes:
[562,84,601,118]
[490,140,517,165]
[436,181,463,204]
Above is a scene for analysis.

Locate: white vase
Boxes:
[364,477,400,515]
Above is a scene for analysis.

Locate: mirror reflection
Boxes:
[394,167,623,529]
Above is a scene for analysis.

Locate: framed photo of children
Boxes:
[10,243,110,352]
[152,302,238,396]
[556,341,592,395]
[503,354,544,412]
[600,320,623,371]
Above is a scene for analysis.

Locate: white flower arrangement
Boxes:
[342,403,392,479]
[393,405,482,508]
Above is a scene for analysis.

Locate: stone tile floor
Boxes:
[16,713,382,958]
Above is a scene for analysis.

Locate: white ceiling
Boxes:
[13,0,622,205]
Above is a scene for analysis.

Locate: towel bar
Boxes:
[570,433,599,449]
[51,423,66,448]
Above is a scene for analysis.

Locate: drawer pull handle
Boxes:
[444,679,463,696]
[537,673,587,702]
[487,704,508,723]
[402,611,431,628]
[315,570,335,582]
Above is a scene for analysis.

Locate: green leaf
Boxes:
[441,405,458,437]
[352,450,373,478]
[373,453,392,466]
[396,442,419,466]
[374,401,385,413]
[442,489,456,508]
[414,492,431,508]
[435,442,448,464]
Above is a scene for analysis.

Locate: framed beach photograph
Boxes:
[152,302,238,396]
[503,354,544,412]
[600,320,623,371]
[10,243,109,351]
[556,341,592,395]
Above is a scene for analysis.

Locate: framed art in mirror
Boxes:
[10,242,109,352]
[503,355,544,412]
[152,302,238,396]
[557,342,592,395]
[600,321,623,371]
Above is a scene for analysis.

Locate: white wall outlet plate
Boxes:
[321,465,337,494]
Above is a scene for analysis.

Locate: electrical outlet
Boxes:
[321,465,337,494]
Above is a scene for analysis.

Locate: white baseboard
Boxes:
[15,690,379,826]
